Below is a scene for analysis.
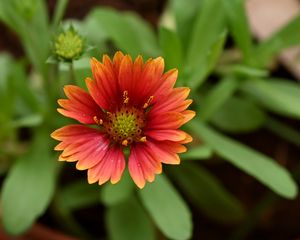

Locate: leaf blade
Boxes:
[1,130,57,234]
[139,175,192,240]
[106,196,155,240]
[190,121,298,199]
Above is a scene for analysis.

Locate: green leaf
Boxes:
[0,53,13,119]
[241,78,300,119]
[169,0,202,46]
[222,0,253,63]
[139,175,192,240]
[51,0,69,29]
[0,53,12,90]
[191,121,298,199]
[265,117,300,149]
[188,30,227,88]
[186,0,226,70]
[84,8,160,57]
[211,96,266,133]
[181,145,213,160]
[123,13,160,57]
[58,180,100,210]
[0,0,50,77]
[200,76,240,121]
[106,196,155,240]
[11,62,41,113]
[218,64,269,78]
[1,130,57,234]
[159,26,182,71]
[170,162,245,222]
[101,170,135,206]
[255,15,300,66]
[11,114,43,128]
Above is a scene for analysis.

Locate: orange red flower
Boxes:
[51,51,195,188]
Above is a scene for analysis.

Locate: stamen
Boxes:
[104,107,146,146]
[139,136,147,142]
[93,116,103,125]
[122,139,128,146]
[143,96,154,109]
[123,90,129,104]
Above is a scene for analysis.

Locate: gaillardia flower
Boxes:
[51,51,195,188]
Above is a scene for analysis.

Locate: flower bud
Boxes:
[54,27,84,62]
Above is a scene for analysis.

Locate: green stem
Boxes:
[50,190,91,238]
[69,61,76,84]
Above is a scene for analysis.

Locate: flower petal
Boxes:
[146,139,187,164]
[58,85,101,124]
[85,77,110,111]
[145,129,190,142]
[113,51,125,76]
[182,110,196,124]
[90,57,119,110]
[128,143,162,188]
[151,69,178,101]
[51,125,109,170]
[87,145,125,185]
[151,87,191,114]
[146,112,186,130]
[136,57,165,105]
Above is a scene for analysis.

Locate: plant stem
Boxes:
[69,61,76,84]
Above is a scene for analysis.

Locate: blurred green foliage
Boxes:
[0,0,300,239]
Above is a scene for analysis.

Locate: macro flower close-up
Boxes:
[51,51,195,188]
[2,0,300,239]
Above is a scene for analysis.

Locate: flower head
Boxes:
[54,26,84,61]
[51,51,195,188]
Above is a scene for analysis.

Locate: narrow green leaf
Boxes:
[211,96,266,133]
[101,170,135,206]
[218,64,268,78]
[159,26,182,71]
[58,180,100,210]
[265,117,300,149]
[255,15,300,66]
[186,0,226,69]
[0,53,13,117]
[1,130,57,234]
[222,0,253,63]
[52,0,69,29]
[181,145,213,160]
[0,0,50,77]
[106,196,155,240]
[191,121,298,199]
[0,53,12,90]
[188,30,227,88]
[139,175,192,240]
[11,62,41,113]
[169,0,202,46]
[11,114,43,128]
[241,78,300,119]
[170,162,245,222]
[200,76,240,121]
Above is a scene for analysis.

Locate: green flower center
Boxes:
[105,107,145,146]
[54,30,83,61]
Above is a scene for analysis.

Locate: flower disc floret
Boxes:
[104,106,145,146]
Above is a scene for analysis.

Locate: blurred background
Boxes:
[0,0,300,240]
